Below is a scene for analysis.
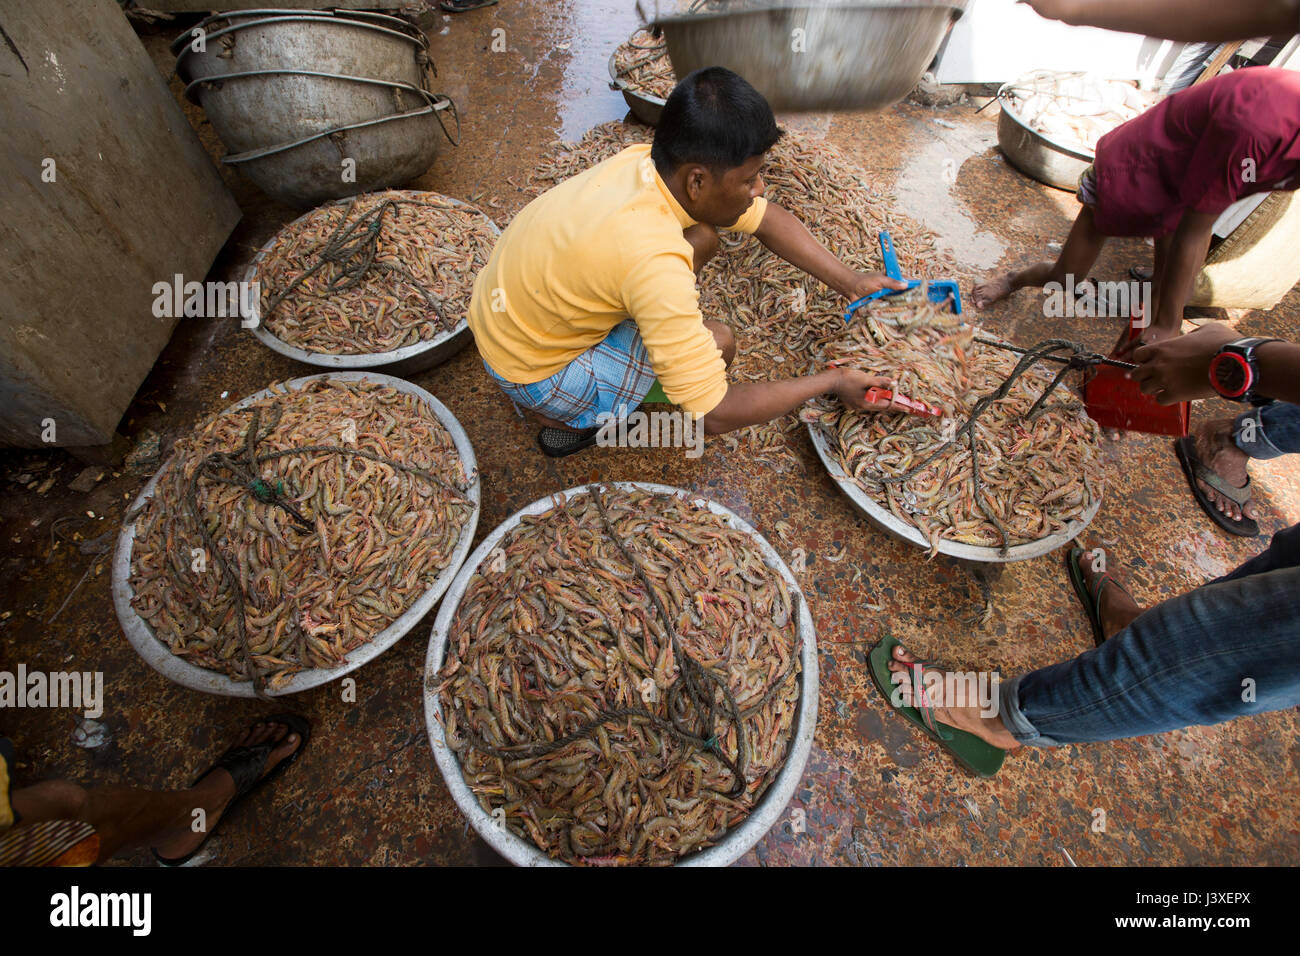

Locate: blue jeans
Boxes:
[1234,401,1300,460]
[1001,523,1300,746]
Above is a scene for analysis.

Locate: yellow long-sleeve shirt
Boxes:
[467,144,767,416]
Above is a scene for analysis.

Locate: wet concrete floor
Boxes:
[1,2,1297,866]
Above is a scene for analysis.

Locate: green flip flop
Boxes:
[866,634,1006,778]
[1066,546,1136,647]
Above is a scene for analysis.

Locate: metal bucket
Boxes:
[995,84,1093,192]
[112,372,480,698]
[424,482,819,866]
[608,50,667,125]
[174,10,432,152]
[807,422,1101,562]
[242,191,496,373]
[656,0,967,112]
[172,8,458,207]
[222,99,458,209]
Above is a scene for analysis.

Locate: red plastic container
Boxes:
[1083,319,1190,436]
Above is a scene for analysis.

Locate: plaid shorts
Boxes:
[1077,164,1098,207]
[485,319,656,429]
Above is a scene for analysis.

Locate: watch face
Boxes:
[1212,352,1250,398]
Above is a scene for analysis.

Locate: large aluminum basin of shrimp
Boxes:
[996,72,1156,191]
[423,483,818,867]
[608,28,672,125]
[242,190,499,376]
[112,373,480,697]
[806,306,1105,563]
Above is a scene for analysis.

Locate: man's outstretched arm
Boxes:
[754,203,908,301]
[1019,0,1300,41]
[701,367,899,435]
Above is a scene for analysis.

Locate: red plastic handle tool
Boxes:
[865,387,943,417]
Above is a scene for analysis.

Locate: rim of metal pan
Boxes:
[654,0,970,26]
[807,419,1101,563]
[241,191,498,370]
[423,481,819,867]
[112,372,480,697]
[172,9,426,62]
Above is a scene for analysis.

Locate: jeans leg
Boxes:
[1213,522,1300,583]
[1234,402,1300,460]
[999,565,1300,746]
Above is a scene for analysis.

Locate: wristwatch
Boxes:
[1208,337,1282,405]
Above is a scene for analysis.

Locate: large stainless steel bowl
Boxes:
[608,50,667,126]
[657,0,967,112]
[173,9,432,153]
[424,482,819,866]
[995,82,1094,192]
[173,9,458,208]
[113,372,480,697]
[808,422,1101,562]
[242,191,495,374]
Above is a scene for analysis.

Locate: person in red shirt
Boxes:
[972,66,1300,347]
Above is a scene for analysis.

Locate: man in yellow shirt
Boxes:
[468,67,906,456]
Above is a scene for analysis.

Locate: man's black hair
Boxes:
[651,66,783,175]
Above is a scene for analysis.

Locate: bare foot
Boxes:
[1191,418,1256,522]
[1076,548,1143,637]
[886,646,1020,750]
[151,720,301,860]
[971,272,1017,310]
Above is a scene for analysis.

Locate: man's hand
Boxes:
[848,271,910,302]
[834,368,904,412]
[1112,315,1181,360]
[701,366,912,435]
[1128,322,1239,403]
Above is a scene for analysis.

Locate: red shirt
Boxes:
[1093,67,1300,237]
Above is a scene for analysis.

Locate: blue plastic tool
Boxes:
[844,231,963,321]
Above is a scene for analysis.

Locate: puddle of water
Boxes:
[892,120,1005,272]
[555,1,647,140]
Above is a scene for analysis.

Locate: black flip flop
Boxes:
[153,713,311,867]
[538,426,600,458]
[1174,437,1259,537]
[1066,547,1137,647]
[1073,276,1115,314]
[439,0,498,11]
[1129,265,1153,282]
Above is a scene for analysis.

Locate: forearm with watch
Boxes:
[1130,324,1300,405]
[1213,339,1300,406]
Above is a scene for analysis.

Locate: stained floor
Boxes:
[1,2,1297,866]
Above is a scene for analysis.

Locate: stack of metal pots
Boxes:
[172,9,458,208]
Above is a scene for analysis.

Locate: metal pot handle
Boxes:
[223,97,459,166]
[429,94,461,147]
